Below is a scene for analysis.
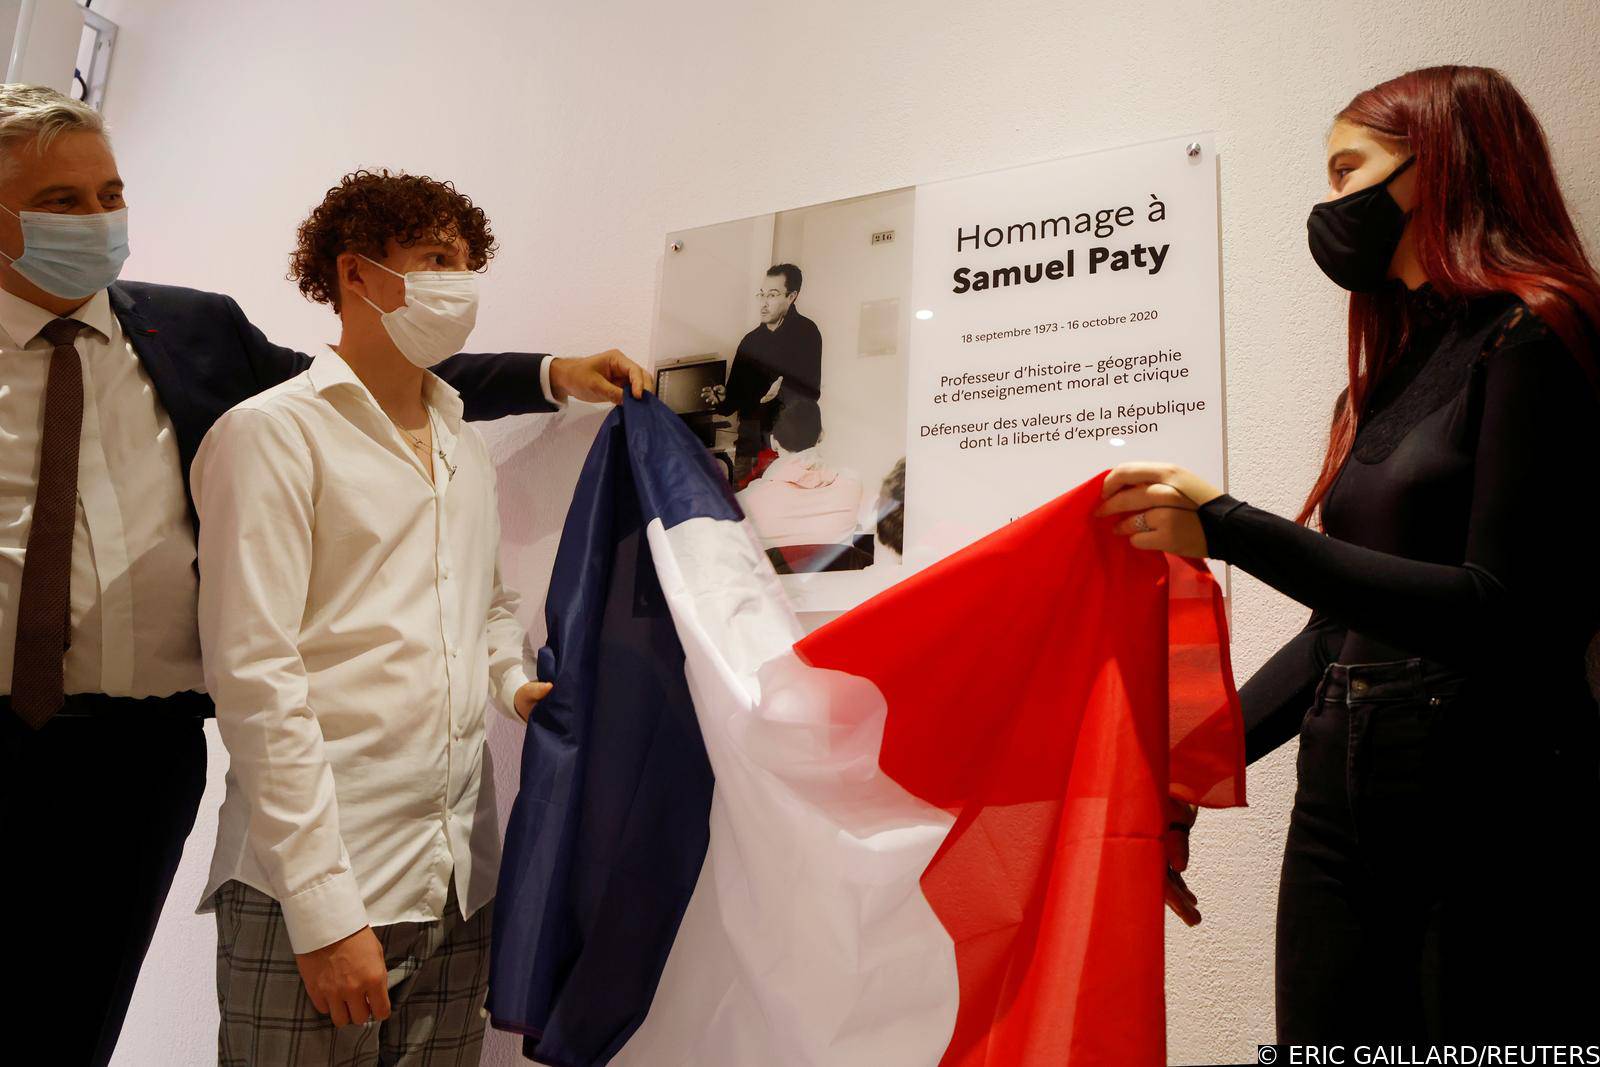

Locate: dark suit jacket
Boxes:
[109,280,558,529]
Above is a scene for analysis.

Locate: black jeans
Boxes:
[3,699,208,1066]
[1276,659,1595,1043]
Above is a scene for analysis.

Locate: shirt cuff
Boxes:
[278,868,370,954]
[539,357,567,408]
[497,663,534,722]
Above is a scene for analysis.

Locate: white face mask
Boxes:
[357,255,479,368]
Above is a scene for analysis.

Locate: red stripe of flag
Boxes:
[797,473,1244,1066]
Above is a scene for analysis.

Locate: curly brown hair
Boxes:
[289,169,497,310]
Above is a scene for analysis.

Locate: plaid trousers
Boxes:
[214,880,493,1066]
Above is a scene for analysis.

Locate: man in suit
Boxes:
[0,83,646,1067]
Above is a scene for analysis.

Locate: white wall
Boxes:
[653,213,776,372]
[84,1,1600,1064]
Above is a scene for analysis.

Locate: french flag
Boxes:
[488,393,1245,1066]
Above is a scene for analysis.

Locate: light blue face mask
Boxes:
[0,205,130,299]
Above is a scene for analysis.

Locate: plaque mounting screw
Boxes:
[1186,142,1202,158]
[670,240,683,253]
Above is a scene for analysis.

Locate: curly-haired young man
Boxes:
[191,170,567,1065]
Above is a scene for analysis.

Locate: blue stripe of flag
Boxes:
[488,394,738,1066]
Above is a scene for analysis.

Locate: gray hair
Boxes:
[0,84,106,169]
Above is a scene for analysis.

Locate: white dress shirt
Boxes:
[192,349,531,953]
[0,287,202,699]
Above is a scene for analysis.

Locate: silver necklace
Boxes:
[394,410,456,481]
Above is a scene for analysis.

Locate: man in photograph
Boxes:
[193,170,555,1064]
[702,262,823,480]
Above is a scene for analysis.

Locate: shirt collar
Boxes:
[0,286,116,349]
[309,345,465,432]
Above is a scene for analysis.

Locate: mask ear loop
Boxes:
[0,203,24,265]
[1384,156,1418,224]
[355,254,404,315]
[1385,155,1417,183]
[358,253,405,279]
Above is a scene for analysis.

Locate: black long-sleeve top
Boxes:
[717,308,823,416]
[1198,286,1600,765]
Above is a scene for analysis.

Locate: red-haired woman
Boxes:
[1099,65,1600,1041]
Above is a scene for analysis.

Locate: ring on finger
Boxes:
[1131,512,1153,534]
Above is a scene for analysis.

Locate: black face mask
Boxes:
[1306,156,1416,292]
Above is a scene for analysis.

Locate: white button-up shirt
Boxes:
[0,287,202,698]
[192,348,531,953]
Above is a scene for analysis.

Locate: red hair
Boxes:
[1298,65,1600,525]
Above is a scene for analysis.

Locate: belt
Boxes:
[1,690,213,722]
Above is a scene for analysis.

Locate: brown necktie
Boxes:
[10,318,88,729]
